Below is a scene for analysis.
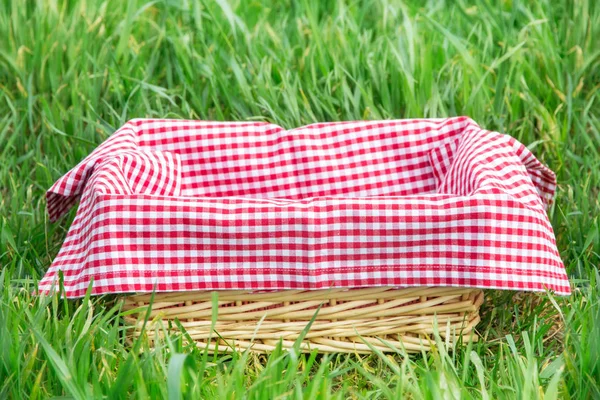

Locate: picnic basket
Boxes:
[40,117,569,353]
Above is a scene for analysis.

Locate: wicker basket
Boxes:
[122,286,484,353]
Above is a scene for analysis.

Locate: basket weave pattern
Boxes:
[122,287,484,353]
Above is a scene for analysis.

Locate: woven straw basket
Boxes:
[121,287,484,353]
[42,118,567,353]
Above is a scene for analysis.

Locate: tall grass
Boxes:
[0,0,599,398]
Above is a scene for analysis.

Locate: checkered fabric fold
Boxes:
[39,117,570,297]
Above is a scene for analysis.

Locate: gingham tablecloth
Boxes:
[39,117,570,297]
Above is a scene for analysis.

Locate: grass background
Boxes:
[0,0,599,398]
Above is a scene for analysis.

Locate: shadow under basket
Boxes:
[121,287,484,353]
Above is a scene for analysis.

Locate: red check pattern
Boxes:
[39,117,570,297]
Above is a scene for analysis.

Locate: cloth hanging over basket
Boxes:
[39,117,570,298]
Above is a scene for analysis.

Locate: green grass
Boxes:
[0,0,599,398]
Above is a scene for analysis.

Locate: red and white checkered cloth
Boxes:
[39,117,570,297]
